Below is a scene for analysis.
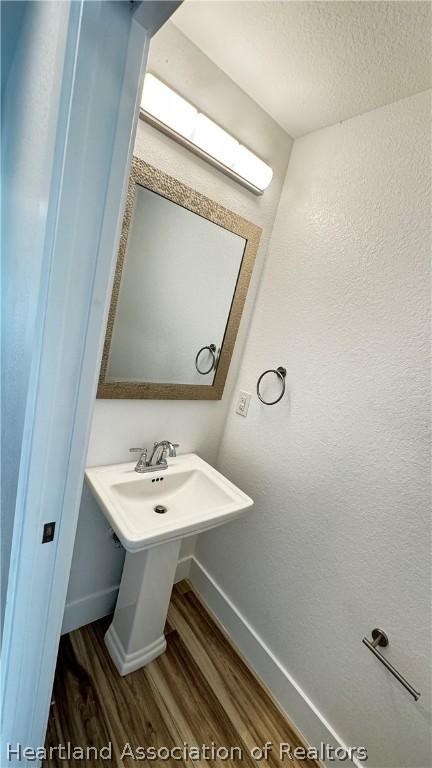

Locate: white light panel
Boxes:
[233,144,274,192]
[192,113,239,169]
[141,73,197,140]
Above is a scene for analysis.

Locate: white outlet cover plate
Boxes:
[236,390,251,417]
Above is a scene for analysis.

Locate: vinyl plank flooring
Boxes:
[167,588,316,768]
[44,581,319,768]
[45,631,116,768]
[77,621,193,768]
[145,629,256,768]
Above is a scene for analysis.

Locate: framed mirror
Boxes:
[98,157,261,399]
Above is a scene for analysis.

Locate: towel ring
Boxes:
[257,366,286,405]
[195,344,217,375]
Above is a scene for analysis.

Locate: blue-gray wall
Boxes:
[1,1,66,637]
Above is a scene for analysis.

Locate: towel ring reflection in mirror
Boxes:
[257,366,286,405]
[195,344,218,375]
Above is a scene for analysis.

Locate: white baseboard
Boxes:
[62,555,192,634]
[62,585,119,635]
[189,556,363,768]
[174,554,193,583]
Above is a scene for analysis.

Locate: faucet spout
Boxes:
[148,440,179,467]
[129,441,179,473]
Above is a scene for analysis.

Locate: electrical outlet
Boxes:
[236,390,251,417]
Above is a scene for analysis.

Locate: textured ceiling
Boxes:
[171,1,432,137]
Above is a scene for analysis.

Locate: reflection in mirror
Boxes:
[98,158,261,400]
[106,183,246,385]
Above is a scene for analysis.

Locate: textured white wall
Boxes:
[64,21,292,628]
[87,21,291,462]
[196,91,431,768]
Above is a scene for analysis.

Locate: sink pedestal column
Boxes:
[105,539,181,676]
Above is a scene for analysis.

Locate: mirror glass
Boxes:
[106,184,246,386]
[98,158,261,400]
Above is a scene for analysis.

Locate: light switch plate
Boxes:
[236,390,251,417]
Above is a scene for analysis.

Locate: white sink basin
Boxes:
[85,453,253,676]
[86,453,253,552]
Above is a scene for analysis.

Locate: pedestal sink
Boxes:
[85,453,253,675]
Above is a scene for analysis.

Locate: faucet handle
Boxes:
[130,447,147,463]
[130,447,148,473]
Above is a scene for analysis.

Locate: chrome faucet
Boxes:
[148,440,178,466]
[129,441,179,473]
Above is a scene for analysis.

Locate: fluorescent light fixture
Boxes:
[140,74,273,194]
[193,114,239,169]
[233,144,274,192]
[141,73,197,140]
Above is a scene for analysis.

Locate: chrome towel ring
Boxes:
[257,366,286,405]
[195,343,217,375]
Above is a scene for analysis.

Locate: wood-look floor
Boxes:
[45,581,318,768]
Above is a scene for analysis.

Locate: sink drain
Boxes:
[154,504,167,514]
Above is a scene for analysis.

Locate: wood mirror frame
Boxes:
[97,157,261,400]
